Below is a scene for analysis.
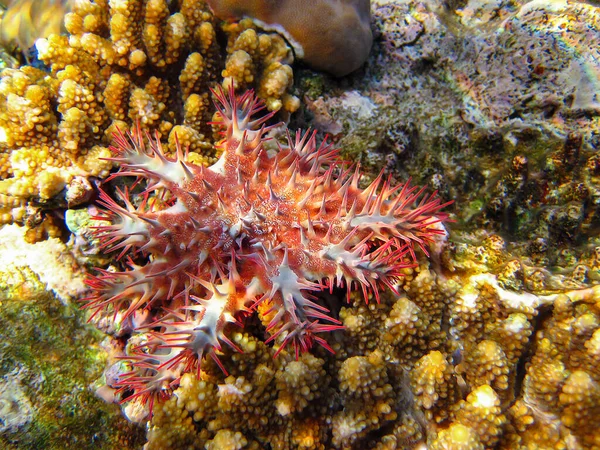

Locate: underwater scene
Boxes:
[0,0,599,448]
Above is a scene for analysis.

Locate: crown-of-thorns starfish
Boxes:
[84,86,452,412]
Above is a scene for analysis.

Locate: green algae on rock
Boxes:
[0,225,144,449]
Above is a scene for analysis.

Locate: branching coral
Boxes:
[332,350,396,447]
[516,291,600,449]
[84,86,450,415]
[220,19,299,112]
[0,0,217,204]
[77,206,600,449]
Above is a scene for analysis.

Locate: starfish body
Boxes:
[85,87,451,409]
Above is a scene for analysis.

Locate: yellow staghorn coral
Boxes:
[559,371,600,430]
[501,398,565,450]
[489,313,532,367]
[512,287,600,449]
[332,350,397,448]
[0,0,219,225]
[275,353,327,417]
[205,429,250,450]
[382,295,434,364]
[0,0,300,229]
[146,395,202,450]
[451,384,506,448]
[0,63,113,200]
[429,423,484,450]
[462,340,510,395]
[144,332,331,449]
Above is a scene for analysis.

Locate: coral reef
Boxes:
[85,86,450,416]
[81,59,599,449]
[206,0,373,77]
[1,0,600,448]
[220,19,299,112]
[0,0,299,229]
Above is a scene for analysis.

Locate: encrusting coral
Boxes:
[85,85,450,416]
[0,0,300,229]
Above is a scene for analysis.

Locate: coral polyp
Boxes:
[85,87,451,411]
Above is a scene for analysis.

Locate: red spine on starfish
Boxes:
[83,85,452,414]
